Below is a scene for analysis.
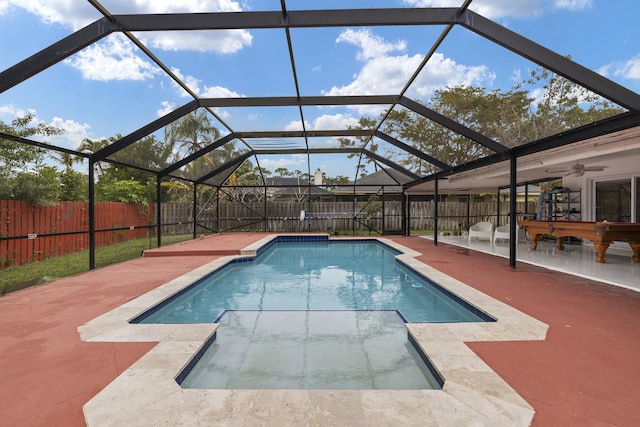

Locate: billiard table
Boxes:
[517,219,640,263]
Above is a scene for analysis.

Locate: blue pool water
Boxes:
[134,239,491,324]
[179,310,442,390]
[134,238,492,390]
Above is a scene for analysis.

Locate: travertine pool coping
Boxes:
[79,235,548,426]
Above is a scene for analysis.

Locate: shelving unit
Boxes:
[558,189,581,221]
[537,188,581,221]
[536,188,582,243]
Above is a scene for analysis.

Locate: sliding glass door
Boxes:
[636,177,640,222]
[595,179,632,222]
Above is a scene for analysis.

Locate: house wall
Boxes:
[564,154,640,222]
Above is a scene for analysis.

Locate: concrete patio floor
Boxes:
[430,233,640,291]
[2,232,639,426]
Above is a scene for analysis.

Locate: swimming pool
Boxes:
[133,238,492,324]
[80,234,548,423]
[131,236,493,390]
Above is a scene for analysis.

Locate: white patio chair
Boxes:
[468,221,493,243]
[493,224,526,244]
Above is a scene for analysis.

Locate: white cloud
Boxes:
[0,104,35,119]
[325,29,494,114]
[325,53,423,97]
[156,101,176,117]
[140,30,252,54]
[130,0,253,53]
[284,114,360,132]
[402,0,591,20]
[176,71,203,97]
[409,52,495,98]
[312,114,360,130]
[510,69,523,84]
[553,0,592,10]
[336,28,407,61]
[0,105,91,150]
[402,0,540,18]
[259,154,306,170]
[284,120,306,131]
[605,55,640,80]
[2,0,252,53]
[165,68,243,119]
[47,117,91,149]
[201,85,244,98]
[122,0,244,14]
[170,67,244,98]
[0,1,10,15]
[3,0,99,30]
[64,34,161,81]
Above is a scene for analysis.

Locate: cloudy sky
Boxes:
[1,0,639,178]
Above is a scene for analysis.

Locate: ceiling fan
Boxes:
[545,161,607,177]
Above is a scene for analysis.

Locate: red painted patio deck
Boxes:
[2,233,639,426]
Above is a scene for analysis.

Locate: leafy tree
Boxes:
[323,175,351,189]
[517,64,624,141]
[382,86,533,173]
[274,167,292,177]
[298,172,312,182]
[76,135,112,174]
[0,114,56,181]
[77,134,176,203]
[59,168,87,201]
[96,178,149,203]
[165,109,220,156]
[77,136,110,156]
[338,116,379,172]
[430,86,534,146]
[381,64,624,174]
[0,113,64,203]
[10,166,61,205]
[95,164,156,203]
[257,167,272,177]
[52,151,78,171]
[97,135,173,202]
[209,138,238,168]
[165,110,217,179]
[160,179,192,203]
[108,135,173,172]
[163,110,239,186]
[224,162,262,202]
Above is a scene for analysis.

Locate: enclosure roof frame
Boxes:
[2,2,640,192]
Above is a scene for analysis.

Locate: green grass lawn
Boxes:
[0,234,192,294]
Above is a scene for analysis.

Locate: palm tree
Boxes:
[77,136,111,155]
[164,110,238,180]
[164,110,221,158]
[76,136,112,174]
[210,139,238,167]
[52,151,75,171]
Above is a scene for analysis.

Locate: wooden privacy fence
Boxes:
[160,202,194,235]
[161,200,537,235]
[1,198,536,268]
[0,200,153,269]
[408,201,537,231]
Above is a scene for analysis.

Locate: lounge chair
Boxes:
[493,223,526,244]
[468,221,493,243]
